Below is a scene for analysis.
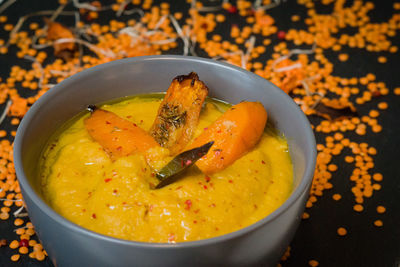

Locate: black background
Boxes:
[0,0,399,266]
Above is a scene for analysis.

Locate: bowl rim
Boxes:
[14,55,316,249]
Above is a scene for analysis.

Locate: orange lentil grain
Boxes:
[376,206,386,214]
[337,227,347,236]
[369,110,379,118]
[33,244,43,252]
[0,212,9,220]
[374,220,383,227]
[15,228,25,235]
[332,194,341,201]
[372,125,382,133]
[19,246,28,254]
[9,240,19,249]
[309,260,319,267]
[291,15,300,22]
[338,53,348,61]
[11,254,20,262]
[353,204,363,212]
[345,156,354,163]
[1,207,10,213]
[377,56,387,63]
[216,14,225,23]
[372,184,381,190]
[36,251,46,261]
[14,218,24,226]
[4,23,13,31]
[377,102,388,110]
[327,164,338,172]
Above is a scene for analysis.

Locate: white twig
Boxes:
[197,5,222,12]
[300,75,322,97]
[241,36,256,69]
[14,225,30,232]
[13,206,24,216]
[54,38,116,58]
[212,50,243,60]
[0,0,16,14]
[169,14,189,56]
[275,62,302,72]
[116,0,131,17]
[301,79,311,96]
[153,14,168,31]
[123,8,144,17]
[50,3,66,21]
[191,0,226,12]
[15,213,29,218]
[254,0,262,9]
[190,36,197,56]
[72,0,100,11]
[0,100,12,126]
[150,38,176,45]
[309,92,325,109]
[272,43,316,69]
[49,70,73,76]
[256,0,286,11]
[24,55,45,88]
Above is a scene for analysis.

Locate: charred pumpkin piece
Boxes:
[187,101,268,174]
[84,106,160,160]
[149,72,209,155]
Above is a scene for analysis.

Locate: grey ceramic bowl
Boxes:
[14,55,316,267]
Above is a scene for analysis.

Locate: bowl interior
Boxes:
[15,55,315,240]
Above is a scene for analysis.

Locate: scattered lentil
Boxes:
[376,206,386,214]
[11,254,20,262]
[9,240,19,249]
[19,246,29,254]
[337,227,347,236]
[353,204,364,212]
[332,194,342,201]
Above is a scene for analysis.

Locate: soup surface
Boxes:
[40,95,293,243]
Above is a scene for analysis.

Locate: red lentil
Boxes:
[337,227,347,236]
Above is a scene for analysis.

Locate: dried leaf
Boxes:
[45,18,76,59]
[314,99,358,120]
[155,141,214,189]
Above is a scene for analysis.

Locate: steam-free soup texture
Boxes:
[40,96,293,243]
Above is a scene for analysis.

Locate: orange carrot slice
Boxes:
[150,72,208,155]
[84,108,159,160]
[187,101,268,174]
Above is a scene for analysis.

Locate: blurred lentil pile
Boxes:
[0,0,399,266]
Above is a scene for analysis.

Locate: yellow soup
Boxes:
[40,95,293,243]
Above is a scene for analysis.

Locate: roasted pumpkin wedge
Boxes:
[186,101,268,174]
[149,72,209,155]
[84,106,160,160]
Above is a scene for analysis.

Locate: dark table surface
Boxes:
[0,0,399,266]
